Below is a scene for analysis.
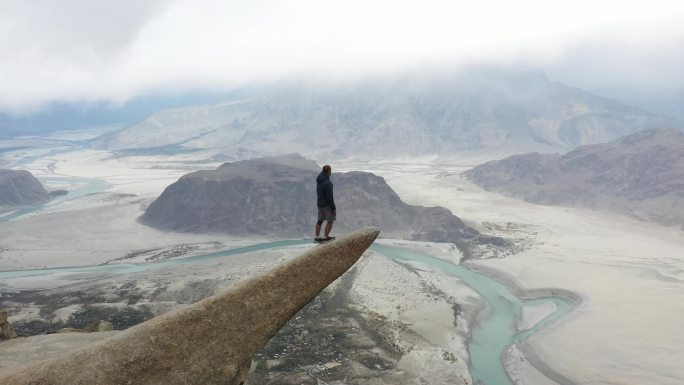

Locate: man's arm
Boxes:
[327,183,336,212]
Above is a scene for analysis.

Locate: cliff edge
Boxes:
[0,227,380,385]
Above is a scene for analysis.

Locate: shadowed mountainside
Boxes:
[465,128,684,227]
[141,154,505,254]
[0,169,49,207]
[0,228,380,385]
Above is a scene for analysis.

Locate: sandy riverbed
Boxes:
[337,157,684,385]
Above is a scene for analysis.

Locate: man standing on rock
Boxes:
[315,164,336,243]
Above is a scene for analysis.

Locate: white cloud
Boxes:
[1,0,683,113]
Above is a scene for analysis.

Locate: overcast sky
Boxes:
[1,0,684,115]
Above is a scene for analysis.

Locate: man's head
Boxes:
[322,165,332,175]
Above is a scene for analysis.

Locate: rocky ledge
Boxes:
[0,228,380,385]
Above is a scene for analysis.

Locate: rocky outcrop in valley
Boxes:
[141,154,505,255]
[0,169,49,207]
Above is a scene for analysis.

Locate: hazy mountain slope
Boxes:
[0,169,50,207]
[141,154,504,253]
[96,68,675,158]
[465,128,684,227]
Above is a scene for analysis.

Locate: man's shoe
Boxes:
[314,237,323,243]
[323,236,336,242]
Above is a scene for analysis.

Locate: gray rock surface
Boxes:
[0,227,380,385]
[96,320,114,332]
[0,169,49,207]
[95,68,675,158]
[141,154,503,251]
[0,311,17,340]
[465,128,684,227]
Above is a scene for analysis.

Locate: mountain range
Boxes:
[141,154,505,255]
[465,128,684,227]
[94,68,676,159]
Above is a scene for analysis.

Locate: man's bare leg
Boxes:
[324,222,333,238]
[315,223,322,238]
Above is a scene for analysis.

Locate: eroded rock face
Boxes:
[466,128,684,227]
[141,154,503,252]
[0,311,17,340]
[0,169,49,207]
[0,227,380,385]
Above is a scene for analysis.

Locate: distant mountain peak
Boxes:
[96,68,677,159]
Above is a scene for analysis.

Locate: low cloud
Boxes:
[1,0,683,115]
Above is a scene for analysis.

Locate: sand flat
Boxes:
[344,158,684,385]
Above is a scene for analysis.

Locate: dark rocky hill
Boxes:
[141,154,505,254]
[465,128,684,227]
[0,169,50,207]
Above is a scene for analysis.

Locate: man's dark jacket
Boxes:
[316,172,336,211]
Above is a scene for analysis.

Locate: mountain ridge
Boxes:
[94,68,676,159]
[465,128,684,227]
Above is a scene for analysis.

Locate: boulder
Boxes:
[0,311,17,340]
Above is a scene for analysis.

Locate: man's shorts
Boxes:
[318,206,336,222]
